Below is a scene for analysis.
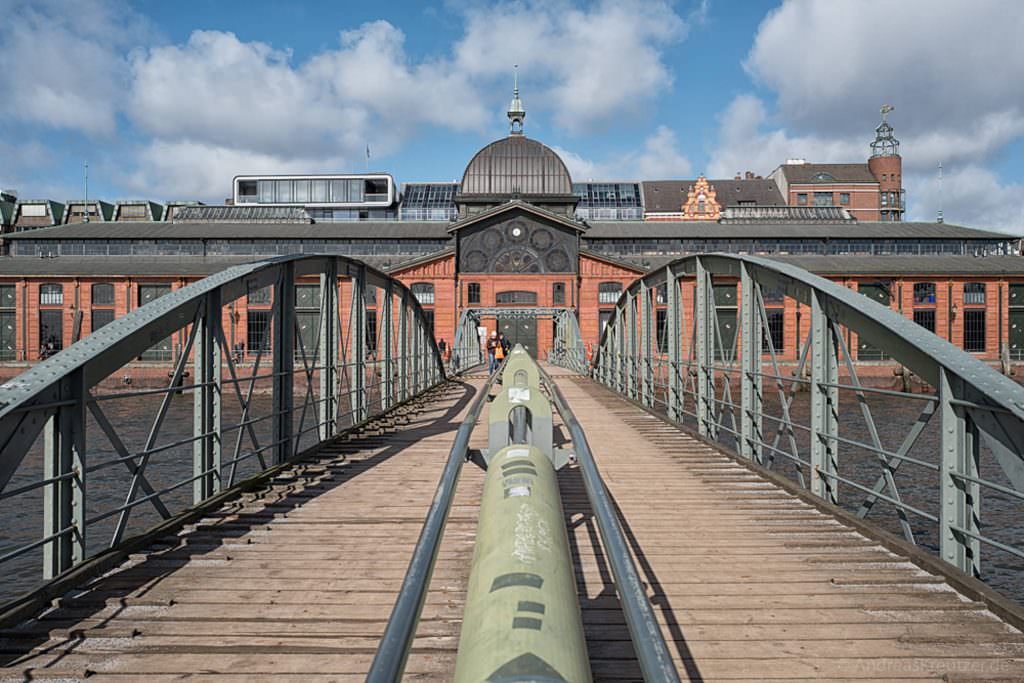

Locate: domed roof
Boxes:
[460,136,573,196]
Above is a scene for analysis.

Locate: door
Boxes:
[498,317,537,358]
[1010,310,1024,360]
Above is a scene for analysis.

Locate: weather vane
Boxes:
[880,104,894,122]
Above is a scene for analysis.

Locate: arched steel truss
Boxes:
[558,253,1024,580]
[0,254,445,586]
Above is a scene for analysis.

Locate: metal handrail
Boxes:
[367,359,497,682]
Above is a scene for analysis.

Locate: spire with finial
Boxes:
[508,64,525,135]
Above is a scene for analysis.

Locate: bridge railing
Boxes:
[0,254,445,608]
[554,254,1024,588]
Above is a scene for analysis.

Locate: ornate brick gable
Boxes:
[681,175,721,220]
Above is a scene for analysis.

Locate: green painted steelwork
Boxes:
[454,444,591,683]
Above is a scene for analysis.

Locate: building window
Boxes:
[763,309,784,352]
[91,283,115,306]
[599,310,613,337]
[248,310,272,352]
[598,282,622,305]
[366,310,377,353]
[119,204,147,219]
[39,310,63,356]
[248,285,271,305]
[796,193,808,206]
[963,282,986,305]
[813,192,833,207]
[39,283,63,306]
[138,283,171,307]
[411,282,434,305]
[295,284,320,309]
[656,309,667,353]
[92,309,115,331]
[913,282,936,305]
[552,282,565,305]
[0,285,15,360]
[839,193,850,205]
[963,309,986,352]
[495,291,537,305]
[421,309,435,336]
[467,282,480,305]
[913,309,936,333]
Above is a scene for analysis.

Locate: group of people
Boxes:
[486,331,511,373]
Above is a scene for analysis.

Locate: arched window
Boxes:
[39,284,63,306]
[598,282,622,305]
[411,282,434,305]
[495,291,537,305]
[91,283,115,306]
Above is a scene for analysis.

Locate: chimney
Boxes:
[745,171,755,180]
[734,172,741,180]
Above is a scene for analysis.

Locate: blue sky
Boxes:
[1,0,1022,231]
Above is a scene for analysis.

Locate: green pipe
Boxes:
[454,443,591,682]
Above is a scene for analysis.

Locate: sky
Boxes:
[0,0,1022,232]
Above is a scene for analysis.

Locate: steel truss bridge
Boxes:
[0,253,1023,680]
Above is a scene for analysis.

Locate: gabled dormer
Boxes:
[114,200,165,222]
[62,199,115,224]
[13,200,63,230]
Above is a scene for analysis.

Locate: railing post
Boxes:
[640,281,653,407]
[666,268,682,423]
[272,262,295,464]
[740,263,763,461]
[399,290,410,401]
[626,293,638,400]
[349,265,367,424]
[43,368,86,579]
[381,282,394,410]
[939,368,981,576]
[318,262,339,440]
[810,289,838,502]
[193,290,222,503]
[695,257,714,438]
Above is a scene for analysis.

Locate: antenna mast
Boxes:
[937,161,943,224]
[84,161,89,223]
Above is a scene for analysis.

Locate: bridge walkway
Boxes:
[1,372,1024,681]
[554,370,1024,681]
[0,379,488,682]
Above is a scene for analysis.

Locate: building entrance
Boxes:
[497,316,537,358]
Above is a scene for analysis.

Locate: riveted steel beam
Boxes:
[740,263,763,462]
[42,369,86,580]
[193,291,222,504]
[272,262,295,465]
[810,289,839,503]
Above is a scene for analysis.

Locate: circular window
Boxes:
[482,230,504,251]
[530,228,553,251]
[545,249,570,272]
[464,250,488,271]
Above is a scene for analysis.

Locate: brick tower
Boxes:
[868,104,904,221]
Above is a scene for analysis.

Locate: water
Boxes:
[1,381,1023,611]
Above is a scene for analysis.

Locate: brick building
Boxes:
[0,94,1020,375]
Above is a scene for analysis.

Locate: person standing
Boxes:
[487,331,500,373]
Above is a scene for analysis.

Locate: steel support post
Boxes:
[348,266,367,424]
[43,368,86,579]
[399,290,410,401]
[666,268,683,423]
[939,369,981,576]
[622,294,630,401]
[193,291,222,504]
[810,290,838,502]
[640,282,653,407]
[272,263,295,464]
[411,314,422,395]
[318,263,339,440]
[740,264,763,461]
[614,303,625,394]
[695,258,714,438]
[381,282,394,411]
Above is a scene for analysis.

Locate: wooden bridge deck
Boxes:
[2,372,1024,681]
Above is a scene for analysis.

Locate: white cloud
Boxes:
[123,140,348,201]
[0,0,151,135]
[908,164,1024,233]
[454,0,688,132]
[554,125,692,180]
